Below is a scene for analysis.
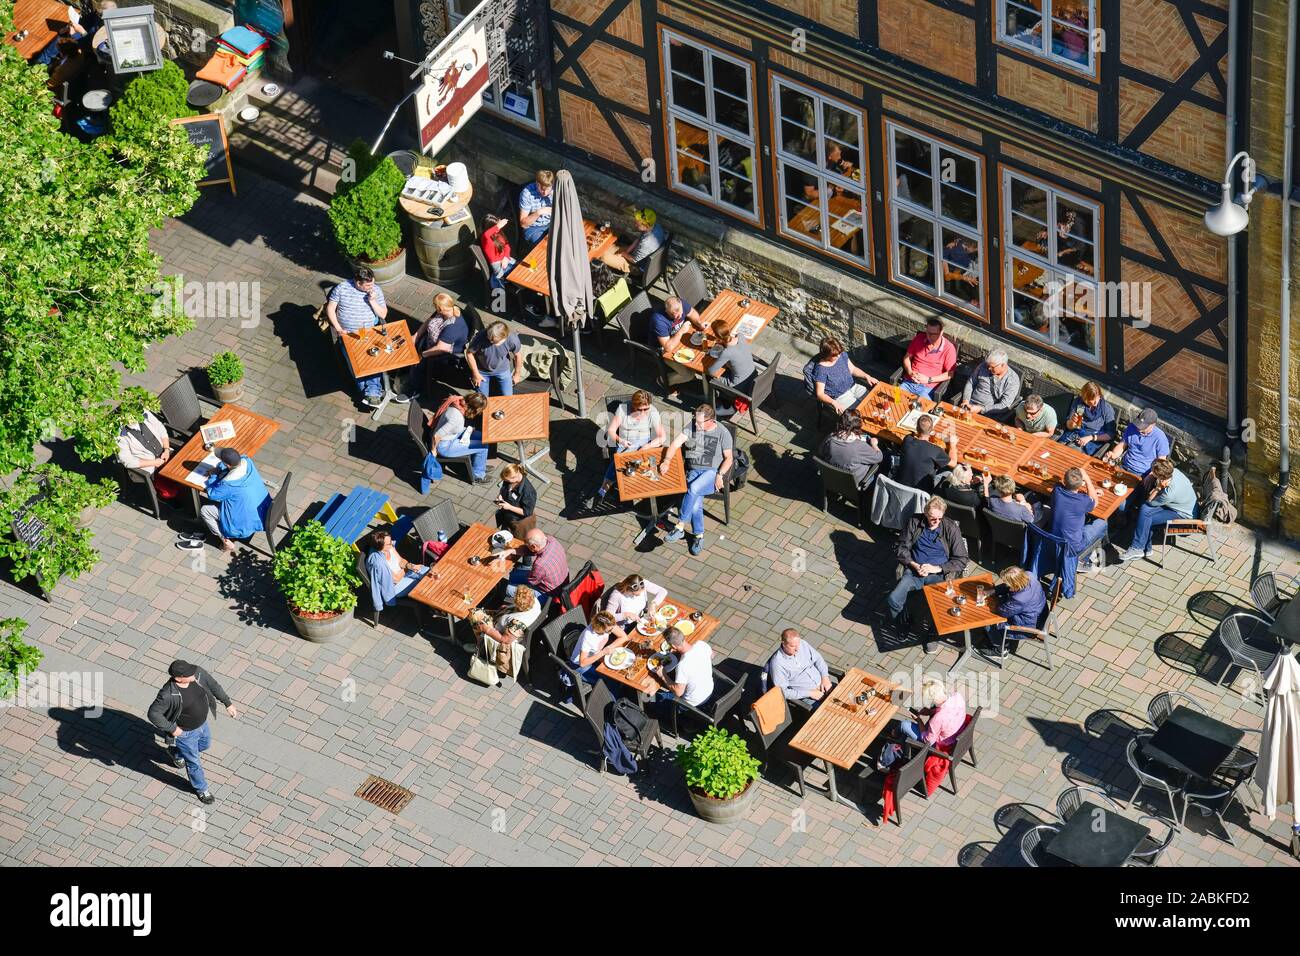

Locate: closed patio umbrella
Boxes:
[1253,652,1300,845]
[547,169,593,416]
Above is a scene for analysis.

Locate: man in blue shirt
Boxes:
[1104,407,1169,477]
[518,170,555,245]
[650,295,707,393]
[1057,382,1117,456]
[765,629,834,706]
[326,267,388,407]
[178,448,271,553]
[1118,459,1198,561]
[888,499,969,652]
[1048,467,1108,559]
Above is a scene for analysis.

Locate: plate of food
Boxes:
[636,619,663,637]
[606,647,635,670]
[674,619,696,637]
[657,604,680,622]
[674,348,697,363]
[649,652,674,670]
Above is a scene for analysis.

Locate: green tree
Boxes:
[0,617,42,701]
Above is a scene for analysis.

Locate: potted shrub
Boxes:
[207,351,245,403]
[328,139,408,288]
[272,520,362,642]
[675,725,762,824]
[106,60,195,148]
[0,465,117,594]
[0,618,42,702]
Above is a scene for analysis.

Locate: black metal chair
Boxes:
[1126,733,1186,822]
[744,688,813,797]
[407,400,478,485]
[514,595,553,684]
[702,421,738,526]
[1128,815,1177,866]
[631,231,673,297]
[711,353,782,436]
[944,500,984,562]
[1249,572,1287,621]
[984,509,1030,565]
[261,471,294,554]
[813,455,871,527]
[665,668,748,739]
[939,706,980,794]
[883,739,934,827]
[1020,824,1060,866]
[1213,612,1283,703]
[613,292,668,390]
[1146,690,1205,729]
[670,258,710,311]
[158,375,206,440]
[1055,784,1121,823]
[582,677,661,773]
[1180,772,1251,845]
[118,463,164,520]
[539,605,591,708]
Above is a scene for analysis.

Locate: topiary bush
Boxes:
[328,141,405,263]
[272,520,361,617]
[107,60,195,148]
[207,351,244,388]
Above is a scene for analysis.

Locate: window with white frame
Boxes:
[773,78,868,264]
[447,0,542,130]
[1003,171,1101,361]
[998,0,1096,73]
[663,31,758,220]
[887,124,985,313]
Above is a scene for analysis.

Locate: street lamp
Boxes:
[1204,151,1259,236]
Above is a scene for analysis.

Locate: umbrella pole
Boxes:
[572,321,587,417]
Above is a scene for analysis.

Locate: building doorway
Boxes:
[288,0,407,105]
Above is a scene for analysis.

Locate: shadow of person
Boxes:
[49,707,191,794]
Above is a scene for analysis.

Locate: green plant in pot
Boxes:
[675,725,762,824]
[0,618,43,702]
[207,351,245,403]
[272,520,362,642]
[328,139,407,288]
[0,465,117,595]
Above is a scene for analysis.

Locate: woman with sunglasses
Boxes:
[603,573,668,627]
[590,389,665,506]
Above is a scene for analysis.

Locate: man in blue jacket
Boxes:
[177,448,271,553]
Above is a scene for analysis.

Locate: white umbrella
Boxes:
[1253,652,1300,830]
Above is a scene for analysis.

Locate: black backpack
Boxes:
[610,697,652,750]
[729,446,750,491]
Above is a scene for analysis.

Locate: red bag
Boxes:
[422,539,451,563]
[153,474,185,501]
[732,398,750,416]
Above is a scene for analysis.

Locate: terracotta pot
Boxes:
[686,778,758,824]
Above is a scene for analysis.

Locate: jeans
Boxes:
[390,566,427,602]
[1057,431,1106,457]
[522,223,548,245]
[832,383,869,411]
[489,257,516,290]
[1071,518,1110,556]
[173,720,212,793]
[339,339,383,399]
[888,570,944,618]
[437,428,489,480]
[880,719,923,768]
[476,366,514,397]
[1130,504,1184,554]
[900,379,937,398]
[680,468,717,535]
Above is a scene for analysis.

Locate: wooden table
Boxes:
[1016,439,1139,520]
[664,290,779,391]
[923,573,1006,673]
[408,522,520,636]
[506,220,617,297]
[1046,803,1150,867]
[858,381,937,443]
[338,320,420,421]
[788,667,903,809]
[9,0,67,60]
[596,597,720,696]
[613,447,687,545]
[935,403,1038,480]
[481,392,551,485]
[399,182,473,223]
[787,194,864,251]
[158,404,280,513]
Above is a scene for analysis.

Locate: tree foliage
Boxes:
[272,520,362,615]
[107,59,195,149]
[0,617,42,700]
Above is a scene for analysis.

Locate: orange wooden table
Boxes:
[506,220,617,297]
[663,290,779,397]
[408,522,520,636]
[596,596,719,696]
[858,381,938,442]
[923,572,1005,673]
[935,402,1039,480]
[613,446,687,545]
[339,320,419,422]
[158,403,280,513]
[9,0,67,60]
[481,391,551,485]
[788,667,904,808]
[1016,439,1139,520]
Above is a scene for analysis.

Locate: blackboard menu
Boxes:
[170,113,236,193]
[11,482,49,550]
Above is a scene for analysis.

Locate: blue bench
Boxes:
[317,486,400,551]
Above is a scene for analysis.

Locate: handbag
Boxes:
[467,651,500,687]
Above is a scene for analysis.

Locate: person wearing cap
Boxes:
[601,208,667,275]
[177,448,271,553]
[146,660,238,805]
[1103,407,1170,478]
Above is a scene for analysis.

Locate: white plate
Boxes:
[1113,483,1129,496]
[239,106,261,122]
[261,82,280,96]
[658,604,679,621]
[605,648,635,670]
[636,620,663,637]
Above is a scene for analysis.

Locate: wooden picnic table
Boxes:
[481,391,552,485]
[923,572,1005,673]
[663,289,778,377]
[788,667,903,808]
[613,446,687,545]
[158,403,280,512]
[338,320,420,421]
[596,596,720,696]
[9,0,67,60]
[1015,438,1139,520]
[408,522,521,635]
[317,486,400,550]
[506,220,617,297]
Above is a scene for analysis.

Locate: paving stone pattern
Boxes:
[0,169,1296,867]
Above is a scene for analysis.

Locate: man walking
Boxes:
[147,660,238,805]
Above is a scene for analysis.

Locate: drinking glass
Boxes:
[944,580,955,598]
[975,585,987,607]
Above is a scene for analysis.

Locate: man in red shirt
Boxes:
[901,318,957,399]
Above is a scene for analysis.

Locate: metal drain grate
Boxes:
[354,775,414,815]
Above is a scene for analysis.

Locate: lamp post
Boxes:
[1204,151,1259,237]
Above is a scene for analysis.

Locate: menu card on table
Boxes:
[734,314,765,341]
[184,452,222,487]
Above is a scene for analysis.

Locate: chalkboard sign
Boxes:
[10,483,49,550]
[170,113,237,194]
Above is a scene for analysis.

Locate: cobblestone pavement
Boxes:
[1,168,1297,867]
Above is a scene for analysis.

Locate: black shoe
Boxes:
[197,791,215,805]
[174,539,203,551]
[176,531,204,543]
[168,747,186,768]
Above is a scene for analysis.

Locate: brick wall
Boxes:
[881,96,982,145]
[877,0,976,87]
[657,2,753,52]
[770,49,862,100]
[997,56,1098,133]
[767,0,858,38]
[999,142,1102,193]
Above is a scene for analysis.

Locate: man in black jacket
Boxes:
[147,661,238,805]
[887,498,969,652]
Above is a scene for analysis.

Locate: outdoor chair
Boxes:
[883,739,934,827]
[665,668,747,739]
[813,455,872,527]
[702,421,739,527]
[592,277,632,351]
[1249,571,1287,621]
[412,500,464,562]
[406,400,478,485]
[1156,507,1219,568]
[118,463,165,520]
[261,471,295,555]
[613,292,668,390]
[761,664,848,716]
[158,374,206,440]
[556,560,595,615]
[1020,824,1060,867]
[670,258,710,311]
[1126,733,1186,822]
[712,353,782,436]
[944,500,984,561]
[744,687,814,798]
[514,595,553,684]
[983,509,1029,565]
[1180,773,1251,845]
[631,231,673,297]
[1055,784,1121,823]
[1026,522,1098,599]
[869,473,930,530]
[539,605,591,708]
[468,244,519,317]
[599,394,634,470]
[940,706,980,794]
[1146,690,1205,728]
[1212,612,1283,703]
[991,576,1061,671]
[582,677,661,774]
[355,550,426,631]
[1128,815,1176,866]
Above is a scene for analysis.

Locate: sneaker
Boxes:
[664,527,686,543]
[197,791,215,805]
[176,531,204,543]
[538,317,559,329]
[174,539,203,551]
[362,393,383,408]
[923,641,936,654]
[688,534,703,556]
[1117,547,1146,563]
[168,748,186,768]
[391,392,412,404]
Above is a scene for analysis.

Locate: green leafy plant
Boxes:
[328,142,405,262]
[0,465,117,595]
[207,351,244,388]
[0,617,42,701]
[107,60,195,148]
[272,520,361,616]
[675,725,761,799]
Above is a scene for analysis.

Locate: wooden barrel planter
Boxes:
[687,778,758,824]
[411,215,478,284]
[288,606,354,643]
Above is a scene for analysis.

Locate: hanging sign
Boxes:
[414,0,492,155]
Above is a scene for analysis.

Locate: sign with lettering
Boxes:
[415,1,491,155]
[170,113,236,194]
